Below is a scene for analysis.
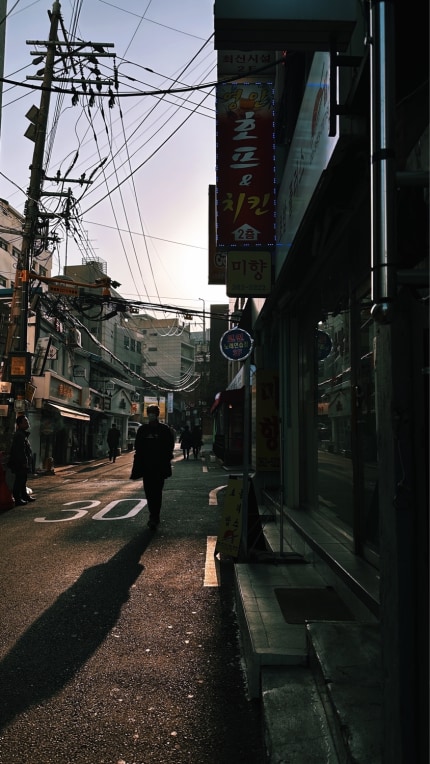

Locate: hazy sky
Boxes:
[0,0,228,327]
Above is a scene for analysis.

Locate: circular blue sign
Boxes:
[220,327,253,361]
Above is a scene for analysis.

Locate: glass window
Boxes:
[314,297,379,554]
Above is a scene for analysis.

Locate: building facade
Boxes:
[214,1,428,761]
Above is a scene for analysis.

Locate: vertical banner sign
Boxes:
[256,369,280,471]
[216,81,276,248]
[208,185,226,285]
[215,475,243,557]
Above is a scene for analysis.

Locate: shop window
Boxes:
[314,298,379,555]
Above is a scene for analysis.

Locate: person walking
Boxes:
[130,404,175,529]
[191,425,203,460]
[179,424,193,459]
[8,415,35,505]
[107,423,120,462]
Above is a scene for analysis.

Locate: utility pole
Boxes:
[0,0,7,139]
[2,1,61,434]
[27,3,59,340]
[1,0,115,447]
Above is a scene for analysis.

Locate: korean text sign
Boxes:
[216,81,276,248]
[220,328,253,361]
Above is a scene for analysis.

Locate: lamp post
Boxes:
[198,298,206,344]
[198,298,207,431]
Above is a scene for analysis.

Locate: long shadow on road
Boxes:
[0,530,151,731]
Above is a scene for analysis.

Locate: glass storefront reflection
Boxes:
[316,303,379,552]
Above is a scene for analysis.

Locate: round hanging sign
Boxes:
[220,327,253,361]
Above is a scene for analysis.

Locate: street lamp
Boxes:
[198,298,206,344]
[198,298,208,430]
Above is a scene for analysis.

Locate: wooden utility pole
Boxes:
[0,0,7,139]
[4,1,61,391]
[1,0,115,450]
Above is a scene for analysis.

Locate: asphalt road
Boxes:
[0,447,265,764]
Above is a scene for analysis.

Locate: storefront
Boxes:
[210,388,245,466]
[40,402,90,465]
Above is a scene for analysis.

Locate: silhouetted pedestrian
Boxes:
[8,415,35,505]
[191,425,203,459]
[107,423,120,462]
[179,424,193,459]
[130,405,176,529]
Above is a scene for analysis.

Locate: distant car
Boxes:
[127,421,141,439]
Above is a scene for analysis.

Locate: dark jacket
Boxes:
[179,427,193,449]
[191,426,203,447]
[8,429,32,473]
[107,426,120,447]
[130,421,175,480]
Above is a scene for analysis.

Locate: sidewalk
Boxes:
[233,515,382,763]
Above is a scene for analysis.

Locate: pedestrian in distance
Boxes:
[8,415,35,506]
[179,424,193,459]
[107,423,120,462]
[130,404,176,530]
[191,424,203,460]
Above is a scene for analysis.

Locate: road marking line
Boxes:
[209,484,227,506]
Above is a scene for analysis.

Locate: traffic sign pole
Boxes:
[219,327,253,561]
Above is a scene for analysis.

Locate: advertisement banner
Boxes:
[216,81,275,248]
[276,52,339,275]
[256,369,280,471]
[215,475,243,557]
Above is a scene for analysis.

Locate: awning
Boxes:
[110,377,136,392]
[45,403,90,421]
[210,388,244,414]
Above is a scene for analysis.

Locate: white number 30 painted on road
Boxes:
[34,499,147,522]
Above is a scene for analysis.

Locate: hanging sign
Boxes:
[226,250,272,296]
[220,328,253,361]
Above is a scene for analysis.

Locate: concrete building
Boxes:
[213,1,428,761]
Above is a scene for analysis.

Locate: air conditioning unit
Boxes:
[67,328,82,347]
[105,381,115,391]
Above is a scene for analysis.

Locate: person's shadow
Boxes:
[0,531,151,730]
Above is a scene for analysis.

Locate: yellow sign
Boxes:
[10,356,27,376]
[48,283,79,296]
[226,250,272,296]
[144,396,166,421]
[9,353,30,379]
[215,476,243,557]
